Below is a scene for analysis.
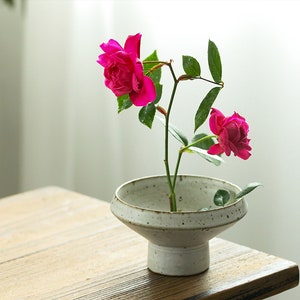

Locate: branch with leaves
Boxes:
[97,33,260,212]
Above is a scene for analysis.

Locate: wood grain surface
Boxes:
[0,187,298,299]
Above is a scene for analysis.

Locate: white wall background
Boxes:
[1,0,299,298]
[0,0,22,196]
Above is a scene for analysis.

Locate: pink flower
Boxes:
[97,33,156,106]
[208,108,252,160]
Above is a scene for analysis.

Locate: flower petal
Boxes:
[124,33,141,58]
[130,76,156,106]
[207,144,224,156]
[209,108,225,135]
[236,149,252,160]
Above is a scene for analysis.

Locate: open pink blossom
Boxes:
[97,33,156,106]
[208,108,252,160]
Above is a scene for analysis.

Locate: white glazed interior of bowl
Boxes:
[112,175,248,229]
[116,174,240,212]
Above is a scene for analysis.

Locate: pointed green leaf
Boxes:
[235,182,262,199]
[117,94,132,113]
[188,146,223,166]
[182,55,201,77]
[208,40,222,83]
[139,102,156,129]
[188,133,221,165]
[191,133,215,150]
[154,83,162,104]
[156,116,188,146]
[194,87,221,132]
[143,50,161,84]
[214,189,231,206]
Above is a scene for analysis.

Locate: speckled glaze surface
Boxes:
[111,175,248,276]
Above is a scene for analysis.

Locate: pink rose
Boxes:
[208,108,252,160]
[97,33,156,106]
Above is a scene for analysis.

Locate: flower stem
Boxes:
[172,151,183,192]
[171,135,217,195]
[154,60,220,212]
[197,76,224,87]
[165,62,179,212]
[178,74,224,88]
[143,60,171,76]
[181,135,217,152]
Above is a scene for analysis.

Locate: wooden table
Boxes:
[0,187,298,299]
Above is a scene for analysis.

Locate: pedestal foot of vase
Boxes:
[148,242,209,276]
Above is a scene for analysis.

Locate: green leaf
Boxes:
[143,50,161,84]
[208,40,222,83]
[235,182,262,199]
[154,83,162,104]
[188,133,221,165]
[191,133,214,150]
[139,102,156,129]
[194,87,221,132]
[214,189,231,206]
[182,55,201,77]
[117,94,132,113]
[188,146,223,166]
[156,116,188,146]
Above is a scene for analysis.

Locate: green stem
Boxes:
[143,60,170,65]
[197,76,224,87]
[179,74,224,88]
[165,62,179,212]
[172,135,216,192]
[147,60,220,212]
[172,151,183,192]
[181,135,217,152]
[143,60,171,76]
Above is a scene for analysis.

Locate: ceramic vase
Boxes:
[111,175,247,276]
